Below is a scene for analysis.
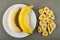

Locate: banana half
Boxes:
[8,7,21,32]
[18,5,34,34]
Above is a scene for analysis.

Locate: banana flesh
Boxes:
[8,7,21,32]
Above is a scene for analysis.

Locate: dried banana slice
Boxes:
[39,21,45,25]
[48,26,53,34]
[42,31,48,36]
[38,9,44,14]
[50,22,56,31]
[44,7,49,13]
[38,26,42,33]
[41,25,47,31]
[39,14,46,21]
[38,7,56,36]
[46,10,55,19]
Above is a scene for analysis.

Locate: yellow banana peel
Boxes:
[18,5,34,34]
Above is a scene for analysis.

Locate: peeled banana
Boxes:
[18,5,34,34]
[8,7,21,32]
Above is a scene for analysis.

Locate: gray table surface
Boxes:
[0,0,60,40]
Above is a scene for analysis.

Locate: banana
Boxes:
[18,5,34,34]
[8,7,21,32]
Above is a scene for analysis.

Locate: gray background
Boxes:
[0,0,60,40]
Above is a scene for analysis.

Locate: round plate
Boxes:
[2,4,37,38]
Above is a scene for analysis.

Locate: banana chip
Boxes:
[44,7,49,13]
[42,31,48,36]
[38,26,42,33]
[39,14,46,21]
[50,22,56,30]
[46,10,55,19]
[38,7,56,36]
[39,9,44,14]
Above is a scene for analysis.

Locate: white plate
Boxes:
[2,4,37,38]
